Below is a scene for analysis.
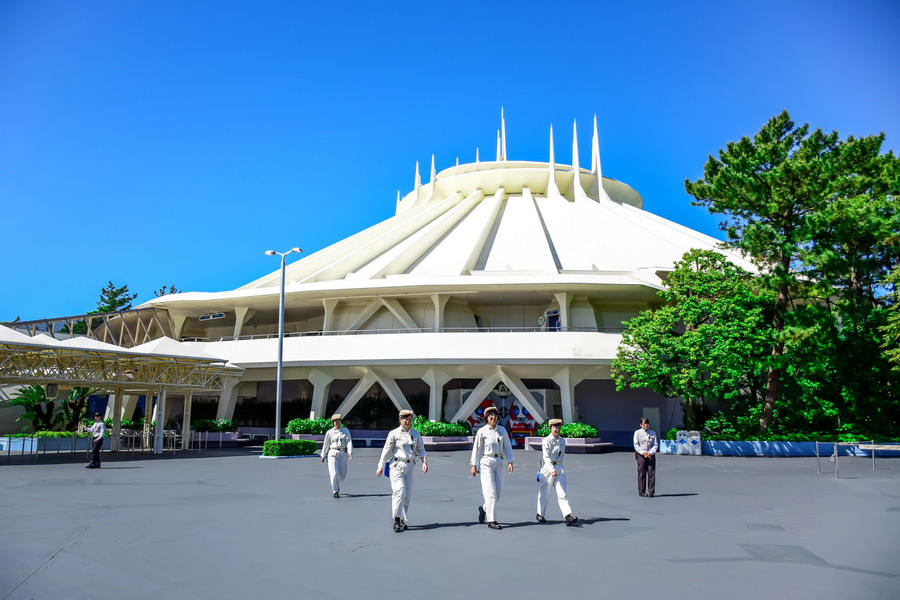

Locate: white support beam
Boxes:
[322,299,339,333]
[182,391,193,450]
[216,379,240,421]
[431,294,450,332]
[334,370,378,418]
[233,307,256,338]
[449,369,504,424]
[110,387,123,451]
[344,299,381,333]
[551,367,585,424]
[371,370,412,413]
[500,369,548,424]
[554,292,574,330]
[153,387,166,454]
[421,367,451,421]
[381,298,419,331]
[308,369,334,418]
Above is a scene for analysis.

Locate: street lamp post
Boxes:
[265,247,302,441]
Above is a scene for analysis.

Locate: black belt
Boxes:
[393,458,415,463]
[485,453,502,458]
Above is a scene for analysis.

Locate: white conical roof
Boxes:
[239,161,750,290]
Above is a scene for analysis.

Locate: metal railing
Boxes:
[815,440,876,479]
[182,325,625,343]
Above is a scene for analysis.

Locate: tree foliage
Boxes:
[5,385,59,431]
[96,281,137,313]
[612,250,772,429]
[684,111,899,435]
[153,284,182,297]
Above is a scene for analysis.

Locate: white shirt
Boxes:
[320,427,353,458]
[541,434,565,468]
[90,420,105,440]
[633,428,658,455]
[470,424,514,466]
[378,427,426,469]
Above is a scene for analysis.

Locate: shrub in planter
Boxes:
[5,431,91,438]
[411,416,469,436]
[192,419,220,432]
[215,419,235,432]
[534,422,599,438]
[285,418,331,435]
[262,439,317,456]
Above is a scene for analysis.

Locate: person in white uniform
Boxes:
[470,405,514,530]
[536,419,577,526]
[376,409,428,532]
[86,412,105,469]
[320,413,353,498]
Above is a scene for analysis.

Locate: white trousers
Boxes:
[326,449,349,493]
[479,456,504,522]
[537,465,572,518]
[389,461,414,520]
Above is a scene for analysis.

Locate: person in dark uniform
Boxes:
[86,412,105,469]
[633,417,658,497]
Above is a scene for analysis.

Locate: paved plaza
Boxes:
[1,447,898,600]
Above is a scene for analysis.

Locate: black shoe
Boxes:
[565,514,578,526]
[393,519,402,533]
[478,505,486,524]
[639,492,649,497]
[400,520,408,531]
[333,492,339,498]
[85,465,92,468]
[536,514,546,523]
[487,522,502,530]
[648,493,654,498]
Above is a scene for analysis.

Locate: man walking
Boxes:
[376,409,428,532]
[633,417,658,497]
[470,405,514,530]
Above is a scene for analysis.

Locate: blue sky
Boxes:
[1,0,898,321]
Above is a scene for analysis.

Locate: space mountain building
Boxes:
[142,115,751,445]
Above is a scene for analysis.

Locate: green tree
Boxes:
[612,250,772,429]
[5,385,59,431]
[685,110,898,433]
[96,281,137,312]
[883,266,900,370]
[153,284,182,297]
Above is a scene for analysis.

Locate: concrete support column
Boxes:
[431,294,450,332]
[143,391,154,449]
[119,394,139,423]
[552,367,585,424]
[153,388,167,455]
[322,299,339,333]
[110,387,123,451]
[554,292,574,331]
[421,367,451,421]
[309,369,334,418]
[216,380,240,421]
[233,307,257,338]
[182,391,193,450]
[171,314,188,340]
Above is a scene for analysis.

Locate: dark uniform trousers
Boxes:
[90,438,103,467]
[635,452,655,495]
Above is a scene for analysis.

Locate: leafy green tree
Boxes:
[96,281,137,313]
[5,385,59,431]
[153,284,182,297]
[883,266,900,370]
[685,110,899,433]
[612,250,772,429]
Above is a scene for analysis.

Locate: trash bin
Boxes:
[676,430,691,455]
[687,430,702,455]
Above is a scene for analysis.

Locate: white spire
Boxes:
[571,119,580,173]
[456,157,459,166]
[571,119,588,201]
[430,155,436,184]
[396,190,401,211]
[591,114,602,180]
[547,124,560,196]
[496,130,501,161]
[414,161,421,192]
[500,107,507,161]
[476,147,480,163]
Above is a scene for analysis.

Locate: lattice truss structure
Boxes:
[0,340,240,392]
[8,307,173,349]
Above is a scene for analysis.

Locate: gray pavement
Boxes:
[1,447,898,600]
